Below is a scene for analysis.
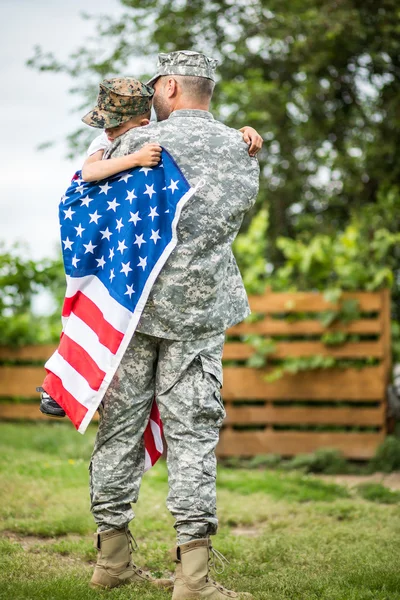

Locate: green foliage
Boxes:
[243,334,276,368]
[356,483,400,505]
[232,209,268,294]
[321,331,347,346]
[0,245,64,346]
[265,355,336,382]
[371,436,400,473]
[283,449,349,475]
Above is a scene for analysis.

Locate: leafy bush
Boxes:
[356,482,400,505]
[283,448,349,474]
[371,436,400,473]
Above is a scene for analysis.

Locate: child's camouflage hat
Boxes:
[147,50,218,87]
[81,77,154,129]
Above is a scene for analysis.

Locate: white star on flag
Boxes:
[71,255,80,267]
[116,218,124,232]
[96,256,106,269]
[76,184,86,194]
[100,227,112,240]
[129,211,141,226]
[148,206,159,221]
[74,223,85,237]
[60,194,68,204]
[99,182,112,195]
[80,195,93,207]
[140,167,152,176]
[107,198,120,212]
[138,256,147,270]
[119,172,133,183]
[83,240,97,254]
[126,189,137,204]
[117,239,128,254]
[109,247,115,260]
[109,269,115,282]
[150,230,161,244]
[62,237,74,250]
[125,284,135,298]
[168,179,179,193]
[134,234,146,249]
[89,211,102,224]
[63,207,75,220]
[144,184,156,199]
[120,261,133,276]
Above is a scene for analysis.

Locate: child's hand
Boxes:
[134,143,162,167]
[239,127,263,157]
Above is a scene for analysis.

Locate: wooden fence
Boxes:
[0,290,391,459]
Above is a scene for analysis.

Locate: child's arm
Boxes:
[239,126,263,157]
[81,143,162,182]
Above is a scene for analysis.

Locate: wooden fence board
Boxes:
[218,429,385,459]
[0,345,56,361]
[222,366,385,401]
[224,405,385,426]
[0,403,99,422]
[223,340,383,360]
[227,319,381,336]
[248,292,381,313]
[0,366,45,397]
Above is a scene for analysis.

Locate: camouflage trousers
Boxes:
[89,330,226,543]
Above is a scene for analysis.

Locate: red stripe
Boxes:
[43,372,88,430]
[62,292,123,354]
[58,334,105,391]
[143,421,159,466]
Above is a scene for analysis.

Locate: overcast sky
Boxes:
[0,0,132,260]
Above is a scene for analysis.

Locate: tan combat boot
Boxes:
[171,538,253,599]
[90,527,173,590]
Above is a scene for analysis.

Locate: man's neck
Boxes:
[171,98,210,113]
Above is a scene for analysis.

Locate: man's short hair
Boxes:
[173,75,215,100]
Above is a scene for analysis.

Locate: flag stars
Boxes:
[126,189,137,204]
[117,239,128,254]
[116,218,124,232]
[125,284,135,298]
[134,234,146,249]
[129,211,141,226]
[138,256,147,271]
[148,206,159,221]
[144,184,156,199]
[63,207,75,220]
[150,229,161,244]
[89,210,102,224]
[75,184,86,195]
[109,247,115,260]
[62,237,74,250]
[74,223,85,237]
[168,179,179,193]
[120,261,133,277]
[109,269,115,282]
[71,255,80,268]
[99,181,112,195]
[80,195,93,207]
[107,198,120,212]
[119,172,133,183]
[83,240,97,254]
[100,227,112,240]
[140,167,152,176]
[96,256,106,269]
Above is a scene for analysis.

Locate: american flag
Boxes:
[42,148,196,469]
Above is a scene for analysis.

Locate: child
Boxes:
[38,76,263,417]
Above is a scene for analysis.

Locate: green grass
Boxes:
[1,422,400,599]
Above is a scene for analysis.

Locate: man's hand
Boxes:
[133,143,162,167]
[239,126,263,157]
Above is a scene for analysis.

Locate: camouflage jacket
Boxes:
[108,109,260,340]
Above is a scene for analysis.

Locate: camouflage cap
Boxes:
[147,50,218,87]
[81,77,154,129]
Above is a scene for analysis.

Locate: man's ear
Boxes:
[139,118,150,126]
[166,77,178,98]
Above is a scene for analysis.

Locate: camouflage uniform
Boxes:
[90,51,260,543]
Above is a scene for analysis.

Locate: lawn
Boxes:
[1,422,400,600]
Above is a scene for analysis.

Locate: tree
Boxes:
[29,0,400,267]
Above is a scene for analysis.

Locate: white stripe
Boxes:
[149,418,163,454]
[65,274,131,332]
[63,312,115,371]
[45,351,97,409]
[144,449,152,472]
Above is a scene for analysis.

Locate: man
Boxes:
[90,50,260,599]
